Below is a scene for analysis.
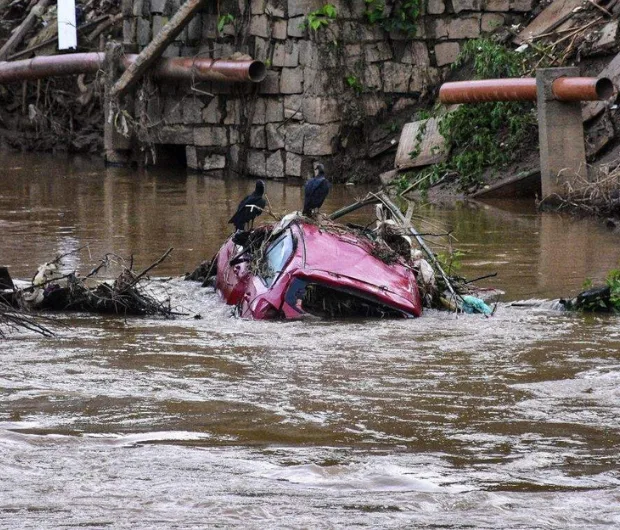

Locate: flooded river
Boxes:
[1,153,619,528]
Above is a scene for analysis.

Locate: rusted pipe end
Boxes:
[595,77,614,100]
[248,60,266,83]
[551,77,615,102]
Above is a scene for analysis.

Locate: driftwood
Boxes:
[7,14,114,61]
[0,0,52,61]
[110,0,206,98]
[374,192,463,304]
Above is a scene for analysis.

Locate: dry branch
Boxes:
[0,0,52,61]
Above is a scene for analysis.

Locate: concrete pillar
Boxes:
[103,41,132,166]
[536,67,587,198]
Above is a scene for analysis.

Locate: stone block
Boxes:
[273,19,288,39]
[485,0,510,11]
[510,0,534,11]
[284,95,303,121]
[409,69,428,94]
[225,99,241,125]
[383,62,412,93]
[259,70,281,95]
[273,41,299,67]
[304,123,340,156]
[133,0,147,16]
[342,21,383,42]
[280,68,303,94]
[252,99,267,125]
[254,37,270,61]
[247,150,267,177]
[266,98,284,122]
[228,144,242,172]
[229,128,240,144]
[182,97,205,124]
[213,43,235,59]
[427,0,445,14]
[202,14,217,39]
[153,15,167,36]
[150,0,169,14]
[299,41,338,69]
[203,154,227,170]
[286,152,302,177]
[266,123,285,150]
[481,13,504,32]
[123,18,136,44]
[363,64,383,91]
[284,123,304,153]
[266,2,286,17]
[137,17,151,46]
[434,41,460,67]
[362,94,387,117]
[453,0,482,12]
[425,17,448,40]
[194,127,228,146]
[288,16,305,38]
[302,97,340,124]
[187,14,202,42]
[251,0,265,14]
[186,146,198,169]
[288,0,323,17]
[401,41,430,66]
[345,43,362,61]
[202,97,222,124]
[250,15,270,37]
[157,126,193,145]
[164,96,183,124]
[266,150,285,178]
[364,41,393,63]
[447,16,480,39]
[250,126,267,148]
[162,43,180,57]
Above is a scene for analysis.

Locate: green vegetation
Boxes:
[607,268,620,309]
[345,74,364,95]
[304,4,337,32]
[402,38,539,192]
[364,0,421,36]
[217,13,235,33]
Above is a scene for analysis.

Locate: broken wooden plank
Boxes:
[0,0,52,61]
[515,0,583,44]
[394,117,447,170]
[582,51,620,122]
[109,0,206,99]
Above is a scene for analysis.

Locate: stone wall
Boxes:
[124,0,534,178]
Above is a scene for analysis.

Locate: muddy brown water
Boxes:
[1,152,619,528]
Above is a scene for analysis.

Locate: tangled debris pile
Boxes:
[0,1,121,152]
[1,247,174,337]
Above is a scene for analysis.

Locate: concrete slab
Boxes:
[471,169,541,199]
[394,118,447,169]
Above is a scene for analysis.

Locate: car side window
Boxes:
[262,231,295,287]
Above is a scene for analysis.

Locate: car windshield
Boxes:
[262,231,295,287]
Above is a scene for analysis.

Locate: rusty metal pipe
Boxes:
[439,77,614,104]
[0,52,266,84]
[551,76,614,102]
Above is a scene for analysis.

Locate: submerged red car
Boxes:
[215,216,422,319]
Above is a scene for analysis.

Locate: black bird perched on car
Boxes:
[228,180,266,231]
[303,163,330,217]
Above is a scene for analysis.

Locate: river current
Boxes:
[1,153,619,528]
